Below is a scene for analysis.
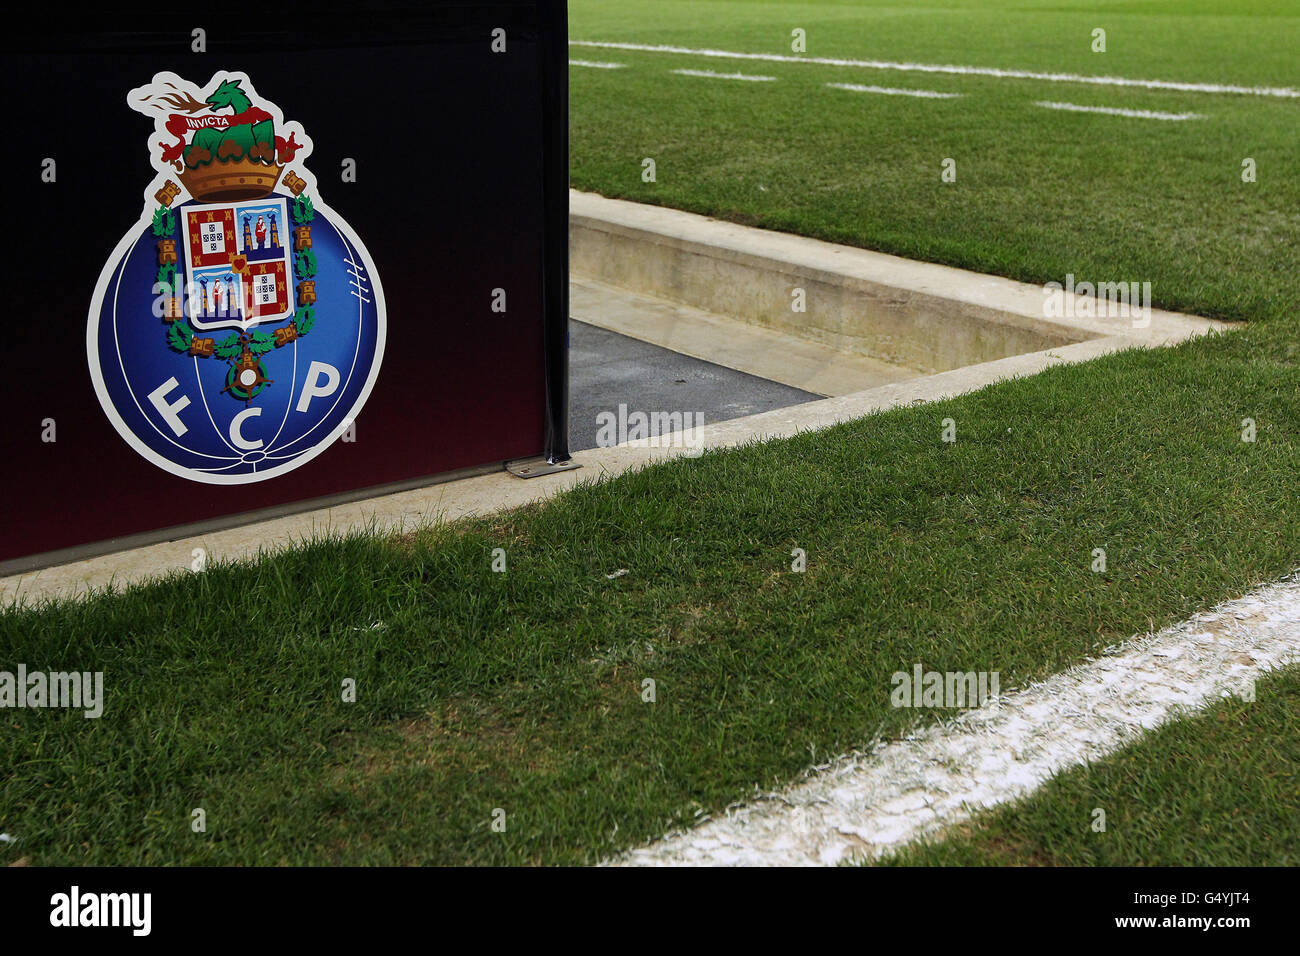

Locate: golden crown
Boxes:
[179,155,283,203]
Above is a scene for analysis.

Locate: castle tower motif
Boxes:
[269,213,280,249]
[243,216,253,252]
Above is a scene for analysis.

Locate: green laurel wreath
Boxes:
[291,194,314,225]
[213,330,277,358]
[151,207,176,238]
[166,320,192,352]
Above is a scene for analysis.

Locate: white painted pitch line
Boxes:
[571,40,1300,99]
[612,574,1300,866]
[671,68,776,83]
[570,59,627,70]
[1036,100,1203,121]
[827,82,962,100]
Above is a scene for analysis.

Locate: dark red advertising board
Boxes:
[0,2,571,573]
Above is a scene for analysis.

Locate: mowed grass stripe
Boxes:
[1035,101,1203,121]
[672,69,776,82]
[826,83,963,99]
[570,40,1300,98]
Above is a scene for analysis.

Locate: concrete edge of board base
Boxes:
[3,198,1232,605]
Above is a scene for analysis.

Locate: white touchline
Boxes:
[827,82,962,99]
[672,68,776,82]
[1036,100,1203,121]
[612,574,1300,866]
[571,40,1300,99]
[569,60,627,69]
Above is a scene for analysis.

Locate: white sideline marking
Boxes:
[570,59,627,70]
[1036,100,1203,121]
[672,68,776,83]
[614,575,1300,866]
[827,82,962,99]
[572,40,1300,99]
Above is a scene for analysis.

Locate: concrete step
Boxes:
[571,276,919,397]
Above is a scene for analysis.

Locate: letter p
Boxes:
[296,361,341,413]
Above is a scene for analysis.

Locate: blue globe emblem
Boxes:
[88,197,385,485]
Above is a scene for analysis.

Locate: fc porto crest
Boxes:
[87,72,386,483]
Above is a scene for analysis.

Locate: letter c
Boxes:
[229,407,263,450]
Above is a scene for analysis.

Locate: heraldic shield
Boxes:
[183,197,295,332]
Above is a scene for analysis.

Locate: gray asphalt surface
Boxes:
[568,319,823,452]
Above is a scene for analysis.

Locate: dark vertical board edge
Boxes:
[540,0,571,463]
